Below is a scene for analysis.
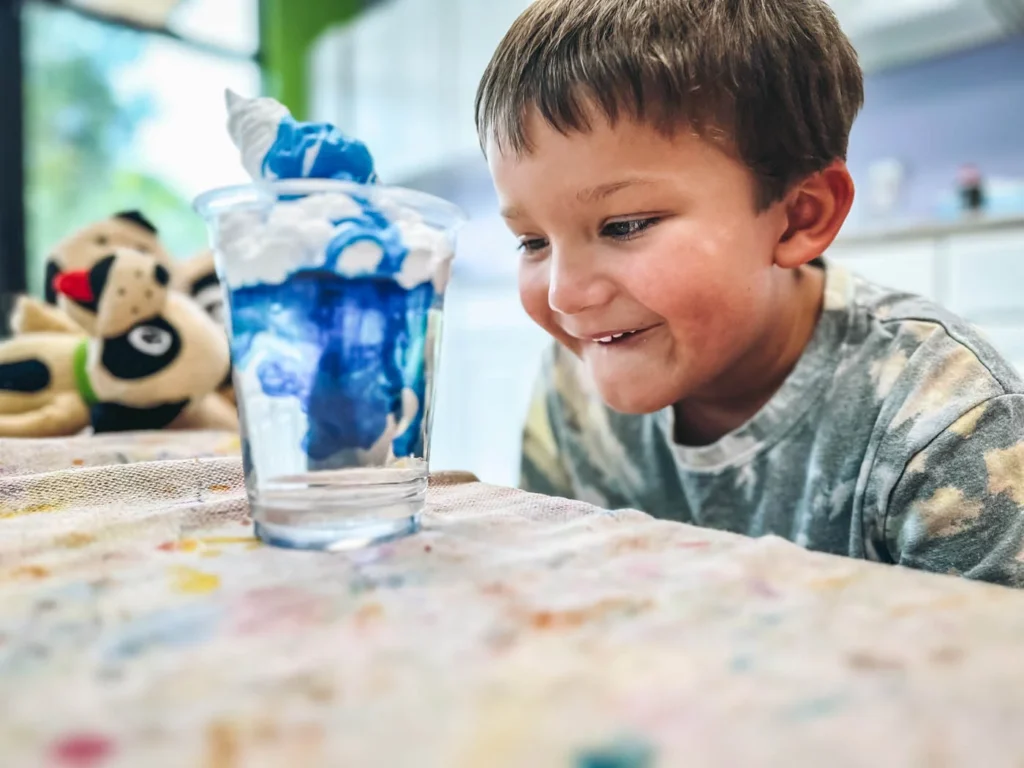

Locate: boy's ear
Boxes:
[773,161,855,269]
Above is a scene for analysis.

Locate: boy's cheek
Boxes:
[518,267,581,352]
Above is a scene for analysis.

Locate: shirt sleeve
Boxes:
[884,394,1024,588]
[519,349,575,498]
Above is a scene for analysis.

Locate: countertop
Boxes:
[833,211,1024,247]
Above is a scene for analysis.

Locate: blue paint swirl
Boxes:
[229,270,435,462]
[323,202,409,276]
[575,737,655,768]
[262,116,377,184]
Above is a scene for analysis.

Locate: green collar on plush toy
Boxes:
[73,340,99,406]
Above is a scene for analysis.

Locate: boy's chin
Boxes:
[593,378,677,415]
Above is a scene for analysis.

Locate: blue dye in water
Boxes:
[229,269,434,462]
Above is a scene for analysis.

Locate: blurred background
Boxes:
[0,0,1022,485]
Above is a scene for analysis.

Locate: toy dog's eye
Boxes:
[128,325,173,357]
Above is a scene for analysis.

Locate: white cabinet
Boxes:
[828,220,1024,370]
[827,239,940,301]
[945,231,1024,323]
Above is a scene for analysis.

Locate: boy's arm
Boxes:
[883,395,1024,588]
[519,351,575,498]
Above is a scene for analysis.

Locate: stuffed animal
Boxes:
[43,210,172,306]
[173,248,224,326]
[15,211,179,337]
[0,248,236,437]
[13,212,237,413]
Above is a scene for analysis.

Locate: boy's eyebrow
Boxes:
[499,178,657,220]
[577,178,656,203]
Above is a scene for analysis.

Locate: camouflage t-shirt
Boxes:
[520,259,1024,588]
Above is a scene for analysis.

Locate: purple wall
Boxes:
[847,35,1024,223]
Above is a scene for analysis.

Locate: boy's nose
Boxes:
[547,250,615,315]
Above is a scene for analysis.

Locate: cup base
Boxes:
[254,515,419,551]
[250,470,426,551]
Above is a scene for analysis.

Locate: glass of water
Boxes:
[195,179,464,550]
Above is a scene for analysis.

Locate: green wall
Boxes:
[260,0,362,119]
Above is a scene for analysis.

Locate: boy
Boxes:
[475,0,1024,587]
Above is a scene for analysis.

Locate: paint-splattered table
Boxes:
[2,432,1024,767]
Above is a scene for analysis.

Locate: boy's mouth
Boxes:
[587,325,657,345]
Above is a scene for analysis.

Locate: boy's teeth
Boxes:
[597,331,635,344]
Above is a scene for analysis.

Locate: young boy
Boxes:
[475,0,1024,587]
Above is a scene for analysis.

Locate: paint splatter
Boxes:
[749,578,778,598]
[576,736,655,768]
[202,536,259,546]
[56,532,95,549]
[731,654,754,673]
[678,540,710,550]
[931,646,965,665]
[170,566,220,595]
[9,565,50,581]
[159,537,256,554]
[528,598,653,630]
[204,720,240,768]
[784,694,846,722]
[51,733,114,766]
[847,651,904,672]
[105,604,218,661]
[0,502,64,519]
[354,602,385,628]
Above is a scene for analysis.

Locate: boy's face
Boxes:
[489,111,799,415]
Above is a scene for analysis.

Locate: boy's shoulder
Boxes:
[837,262,1024,404]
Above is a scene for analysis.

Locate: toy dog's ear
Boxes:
[44,258,61,305]
[114,210,158,235]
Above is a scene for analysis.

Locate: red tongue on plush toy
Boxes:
[53,270,94,304]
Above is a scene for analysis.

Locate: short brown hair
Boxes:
[475,0,864,209]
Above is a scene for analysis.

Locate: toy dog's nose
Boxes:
[53,270,94,304]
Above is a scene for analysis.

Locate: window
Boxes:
[19,0,260,297]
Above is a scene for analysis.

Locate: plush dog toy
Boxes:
[0,248,236,436]
[173,248,223,325]
[12,211,237,416]
[44,210,172,304]
[12,211,174,338]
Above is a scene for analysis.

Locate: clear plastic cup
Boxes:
[194,179,464,550]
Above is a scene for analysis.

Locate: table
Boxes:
[2,432,1024,767]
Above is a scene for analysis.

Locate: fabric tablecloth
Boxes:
[2,432,1024,767]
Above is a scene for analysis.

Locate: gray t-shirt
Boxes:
[520,259,1024,587]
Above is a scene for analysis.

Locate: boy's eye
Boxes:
[601,218,659,240]
[517,237,549,255]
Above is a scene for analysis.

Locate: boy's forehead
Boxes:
[489,111,722,188]
[488,115,761,221]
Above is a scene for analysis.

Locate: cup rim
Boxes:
[193,178,468,225]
